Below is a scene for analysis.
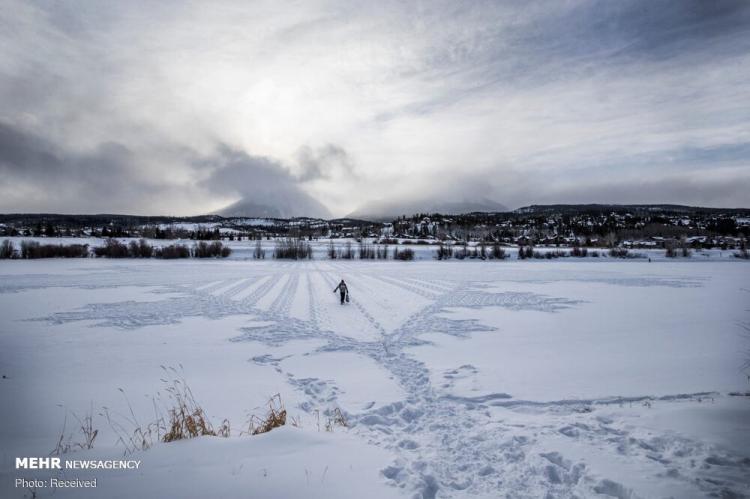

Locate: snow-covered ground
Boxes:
[0,258,749,498]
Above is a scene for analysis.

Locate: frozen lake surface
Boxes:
[1,258,749,498]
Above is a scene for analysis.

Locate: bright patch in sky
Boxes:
[1,0,749,216]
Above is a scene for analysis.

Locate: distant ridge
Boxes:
[514,204,750,215]
[1,204,748,226]
[348,197,509,221]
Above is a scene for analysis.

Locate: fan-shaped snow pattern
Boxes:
[10,260,750,498]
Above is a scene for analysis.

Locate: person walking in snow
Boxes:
[333,279,349,305]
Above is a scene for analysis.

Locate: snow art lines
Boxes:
[13,261,748,498]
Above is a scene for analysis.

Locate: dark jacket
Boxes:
[334,281,348,294]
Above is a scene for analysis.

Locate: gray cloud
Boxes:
[0,0,748,215]
[427,162,750,211]
[0,121,171,213]
[203,145,332,218]
[531,172,750,209]
[296,144,356,182]
[0,120,330,217]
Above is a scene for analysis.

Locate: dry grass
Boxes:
[217,419,231,438]
[331,407,348,427]
[102,389,163,454]
[75,408,99,450]
[163,404,215,442]
[248,394,287,435]
[324,407,348,432]
[161,373,216,442]
[53,365,328,457]
[50,404,99,456]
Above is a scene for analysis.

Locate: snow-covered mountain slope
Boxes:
[218,193,331,219]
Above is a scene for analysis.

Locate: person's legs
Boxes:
[340,291,345,304]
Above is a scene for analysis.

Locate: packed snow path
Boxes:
[2,258,749,498]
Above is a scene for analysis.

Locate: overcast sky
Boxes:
[1,0,749,216]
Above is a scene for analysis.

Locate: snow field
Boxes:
[0,258,748,498]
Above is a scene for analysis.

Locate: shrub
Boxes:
[666,239,691,258]
[609,247,629,258]
[20,241,34,259]
[272,238,311,260]
[436,242,453,260]
[0,239,16,259]
[193,241,231,258]
[490,243,506,260]
[154,244,190,259]
[64,244,90,258]
[517,245,533,259]
[478,243,487,259]
[193,241,210,258]
[94,239,129,258]
[377,244,389,259]
[454,244,468,260]
[340,241,355,259]
[358,242,376,259]
[535,250,566,259]
[570,246,588,257]
[665,241,677,258]
[21,241,89,258]
[327,240,337,259]
[253,240,265,259]
[680,237,691,257]
[128,239,154,258]
[664,241,677,258]
[393,247,414,260]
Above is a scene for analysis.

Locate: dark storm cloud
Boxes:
[0,120,332,216]
[0,121,59,174]
[202,144,297,194]
[202,145,332,218]
[0,121,167,212]
[0,122,137,185]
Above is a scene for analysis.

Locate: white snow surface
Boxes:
[0,258,749,498]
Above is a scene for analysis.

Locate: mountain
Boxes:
[514,204,750,216]
[217,193,331,219]
[348,197,508,220]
